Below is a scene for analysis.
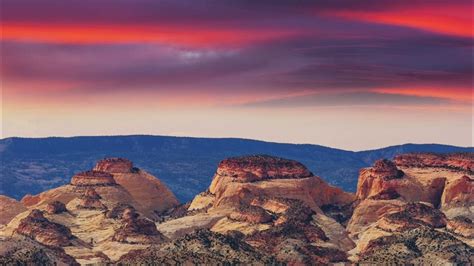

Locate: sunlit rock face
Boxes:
[212,155,313,184]
[394,153,474,173]
[441,175,474,209]
[14,209,73,247]
[208,155,354,212]
[94,158,134,173]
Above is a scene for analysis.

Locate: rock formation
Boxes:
[207,155,354,212]
[70,170,116,186]
[113,207,167,244]
[394,153,474,173]
[214,155,313,183]
[76,188,107,210]
[447,216,474,238]
[19,157,178,219]
[14,209,73,247]
[0,195,27,225]
[1,152,473,265]
[441,175,473,209]
[45,201,67,214]
[94,157,134,173]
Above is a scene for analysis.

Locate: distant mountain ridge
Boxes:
[1,135,472,202]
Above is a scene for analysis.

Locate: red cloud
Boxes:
[1,23,301,47]
[323,3,472,37]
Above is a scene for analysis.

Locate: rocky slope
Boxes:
[0,158,178,264]
[0,195,27,225]
[348,153,474,263]
[0,153,473,265]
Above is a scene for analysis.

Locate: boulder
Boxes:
[45,201,67,214]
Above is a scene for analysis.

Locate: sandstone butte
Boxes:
[1,153,473,265]
[347,153,474,262]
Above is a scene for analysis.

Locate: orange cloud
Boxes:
[374,87,473,102]
[1,23,299,46]
[325,4,472,37]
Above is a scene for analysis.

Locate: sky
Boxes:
[1,0,473,150]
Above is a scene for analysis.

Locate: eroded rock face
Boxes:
[45,201,67,214]
[113,207,167,244]
[14,210,73,247]
[0,195,27,225]
[208,155,354,212]
[441,175,474,209]
[213,155,313,184]
[94,158,134,173]
[447,216,474,238]
[394,153,474,173]
[356,159,445,205]
[70,170,116,186]
[76,188,107,210]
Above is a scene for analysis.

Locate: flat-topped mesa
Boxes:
[215,155,313,183]
[94,158,134,173]
[394,153,474,173]
[70,170,116,186]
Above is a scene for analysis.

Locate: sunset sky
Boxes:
[1,0,472,150]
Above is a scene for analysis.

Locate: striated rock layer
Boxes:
[394,152,474,173]
[70,170,116,187]
[94,157,134,173]
[14,210,73,247]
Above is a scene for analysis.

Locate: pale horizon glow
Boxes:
[1,0,473,150]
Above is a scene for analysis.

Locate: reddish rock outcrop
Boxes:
[45,201,67,214]
[441,175,474,209]
[214,155,312,183]
[394,153,474,173]
[447,216,474,238]
[94,158,133,173]
[14,209,73,247]
[113,207,167,244]
[208,155,354,212]
[76,188,107,210]
[70,170,116,186]
[356,159,446,205]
